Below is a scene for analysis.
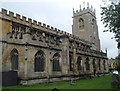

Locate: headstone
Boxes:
[112,70,119,88]
[70,77,76,85]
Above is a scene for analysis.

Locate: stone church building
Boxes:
[0,5,108,85]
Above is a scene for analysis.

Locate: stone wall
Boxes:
[0,8,109,85]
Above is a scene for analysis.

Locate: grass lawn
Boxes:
[2,74,118,90]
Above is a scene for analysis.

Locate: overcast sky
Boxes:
[1,0,118,59]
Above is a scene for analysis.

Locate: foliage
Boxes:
[101,2,120,48]
[115,55,120,72]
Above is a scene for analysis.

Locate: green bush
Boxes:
[116,56,120,72]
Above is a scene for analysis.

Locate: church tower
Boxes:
[72,3,100,51]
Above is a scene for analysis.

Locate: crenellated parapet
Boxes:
[73,2,96,18]
[1,8,94,47]
[1,8,67,35]
[1,8,91,48]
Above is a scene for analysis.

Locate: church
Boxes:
[1,4,108,85]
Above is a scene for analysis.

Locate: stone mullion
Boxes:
[89,59,93,74]
[19,26,23,39]
[95,60,98,73]
[81,57,86,73]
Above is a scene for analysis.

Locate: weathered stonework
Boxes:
[108,58,118,71]
[0,7,108,85]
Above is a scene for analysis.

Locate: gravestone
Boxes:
[111,70,119,88]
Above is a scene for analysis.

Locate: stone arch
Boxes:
[93,59,96,75]
[103,60,106,70]
[92,19,95,24]
[10,48,19,70]
[69,54,72,71]
[79,18,84,30]
[34,50,45,72]
[98,59,101,71]
[85,57,90,71]
[52,53,61,72]
[77,56,82,71]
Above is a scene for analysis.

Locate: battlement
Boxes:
[1,8,91,46]
[1,8,73,35]
[73,2,96,18]
[1,8,66,34]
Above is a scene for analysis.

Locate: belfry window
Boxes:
[34,50,45,72]
[52,53,61,72]
[10,48,19,70]
[79,18,84,30]
[77,56,82,71]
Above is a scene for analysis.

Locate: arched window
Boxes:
[10,48,19,70]
[69,54,72,71]
[92,19,96,37]
[98,59,101,70]
[93,59,96,70]
[103,60,106,70]
[77,56,82,71]
[93,59,96,75]
[52,53,61,72]
[34,50,45,72]
[92,19,95,25]
[79,18,84,30]
[85,57,90,71]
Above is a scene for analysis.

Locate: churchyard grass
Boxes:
[2,74,115,90]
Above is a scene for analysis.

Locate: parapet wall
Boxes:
[73,4,96,18]
[1,8,91,46]
[1,8,60,33]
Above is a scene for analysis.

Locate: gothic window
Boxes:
[92,19,96,38]
[9,31,14,38]
[52,53,61,72]
[10,48,19,70]
[55,36,60,45]
[85,57,90,71]
[98,59,101,70]
[79,18,84,30]
[93,59,96,70]
[32,33,37,40]
[77,56,82,71]
[14,26,19,39]
[34,50,45,72]
[45,35,49,43]
[39,33,43,42]
[50,35,54,44]
[19,31,23,39]
[92,19,95,25]
[103,60,106,70]
[93,59,96,75]
[69,54,72,71]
